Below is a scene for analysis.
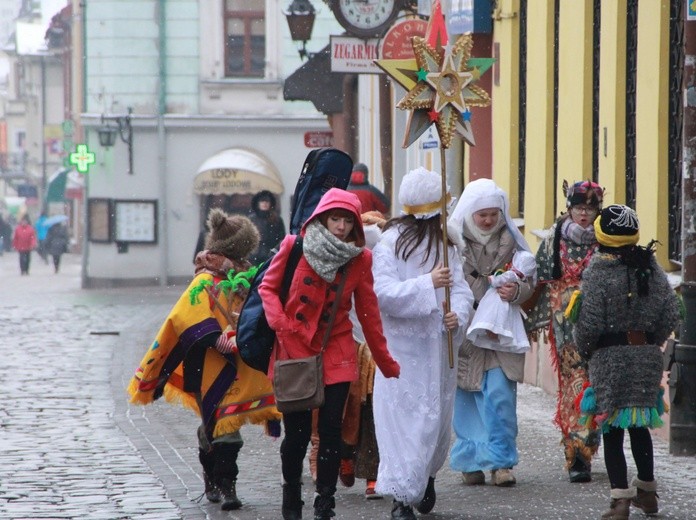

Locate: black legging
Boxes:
[603,426,654,489]
[281,382,350,495]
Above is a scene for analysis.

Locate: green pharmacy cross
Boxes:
[69,144,96,174]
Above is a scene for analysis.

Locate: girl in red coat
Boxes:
[259,188,400,520]
[12,215,38,275]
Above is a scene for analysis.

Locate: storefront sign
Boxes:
[330,36,381,73]
[304,131,334,148]
[379,19,428,60]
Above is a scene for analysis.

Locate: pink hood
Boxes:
[301,188,365,246]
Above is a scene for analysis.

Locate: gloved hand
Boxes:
[215,327,238,355]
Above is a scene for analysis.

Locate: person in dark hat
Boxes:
[129,208,282,512]
[525,180,604,483]
[248,190,286,265]
[573,204,680,519]
[347,163,390,215]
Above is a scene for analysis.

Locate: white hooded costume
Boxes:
[372,167,474,504]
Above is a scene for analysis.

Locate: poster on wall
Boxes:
[688,0,696,21]
[113,200,157,243]
[87,198,112,243]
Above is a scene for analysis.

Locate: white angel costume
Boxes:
[466,250,537,353]
[371,167,474,505]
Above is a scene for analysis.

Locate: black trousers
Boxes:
[281,382,350,495]
[603,426,654,489]
[19,251,31,274]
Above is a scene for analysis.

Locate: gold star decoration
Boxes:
[375,33,494,149]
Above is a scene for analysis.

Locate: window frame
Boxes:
[223,2,265,78]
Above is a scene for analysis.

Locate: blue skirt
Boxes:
[450,367,519,472]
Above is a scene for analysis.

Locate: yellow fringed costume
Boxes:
[127,272,281,440]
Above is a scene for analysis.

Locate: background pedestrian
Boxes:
[12,214,37,275]
[347,163,390,215]
[248,190,286,265]
[45,222,70,273]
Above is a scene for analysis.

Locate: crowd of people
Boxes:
[1,212,71,275]
[127,161,679,520]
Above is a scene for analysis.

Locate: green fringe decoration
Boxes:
[188,279,213,305]
[216,266,259,296]
[677,292,686,321]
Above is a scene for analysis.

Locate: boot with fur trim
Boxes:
[631,477,658,515]
[601,487,636,520]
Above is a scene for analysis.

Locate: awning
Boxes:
[283,45,347,115]
[193,148,283,195]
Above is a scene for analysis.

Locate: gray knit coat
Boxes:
[573,252,680,415]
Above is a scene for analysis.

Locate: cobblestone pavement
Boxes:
[0,251,694,520]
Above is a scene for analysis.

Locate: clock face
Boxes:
[333,0,401,38]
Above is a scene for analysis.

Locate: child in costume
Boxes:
[525,180,604,483]
[128,209,281,511]
[447,178,534,488]
[573,205,680,519]
[372,167,474,520]
[467,249,537,354]
[259,188,400,520]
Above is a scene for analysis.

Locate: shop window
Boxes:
[224,0,265,78]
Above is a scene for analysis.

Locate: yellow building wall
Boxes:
[521,0,556,250]
[556,1,594,216]
[598,0,627,205]
[491,0,520,214]
[635,1,671,266]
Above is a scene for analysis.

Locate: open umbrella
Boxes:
[44,214,69,228]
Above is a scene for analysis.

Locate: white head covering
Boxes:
[511,250,537,279]
[398,166,451,219]
[448,178,531,253]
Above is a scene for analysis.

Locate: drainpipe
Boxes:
[157,0,168,286]
[671,9,696,456]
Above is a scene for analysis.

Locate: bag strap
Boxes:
[280,236,304,306]
[320,264,350,353]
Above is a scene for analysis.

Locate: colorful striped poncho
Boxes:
[127,272,280,439]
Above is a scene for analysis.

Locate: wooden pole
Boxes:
[440,146,454,368]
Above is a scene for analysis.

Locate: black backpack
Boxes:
[236,236,303,373]
[289,148,353,234]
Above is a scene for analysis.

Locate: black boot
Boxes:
[391,500,417,520]
[416,476,436,514]
[313,493,336,520]
[568,456,591,483]
[282,482,304,520]
[218,478,242,510]
[198,448,220,503]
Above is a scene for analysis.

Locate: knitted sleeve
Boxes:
[572,262,605,359]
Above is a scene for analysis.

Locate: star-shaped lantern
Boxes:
[375,17,494,149]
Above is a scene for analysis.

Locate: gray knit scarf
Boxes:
[303,220,362,282]
[561,218,596,245]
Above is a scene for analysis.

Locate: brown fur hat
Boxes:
[204,208,260,261]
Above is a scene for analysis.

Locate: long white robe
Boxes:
[372,226,474,504]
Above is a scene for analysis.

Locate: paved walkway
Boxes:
[0,251,694,519]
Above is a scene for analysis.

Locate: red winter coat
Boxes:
[12,222,37,252]
[259,188,399,385]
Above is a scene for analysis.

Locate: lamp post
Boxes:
[284,0,316,60]
[98,107,133,174]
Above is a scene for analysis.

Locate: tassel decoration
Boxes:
[564,290,583,323]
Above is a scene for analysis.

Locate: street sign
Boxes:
[304,131,334,148]
[330,36,381,73]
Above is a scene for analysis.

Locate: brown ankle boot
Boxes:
[601,488,635,520]
[631,477,658,515]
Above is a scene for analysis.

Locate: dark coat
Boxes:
[248,191,286,265]
[46,224,70,256]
